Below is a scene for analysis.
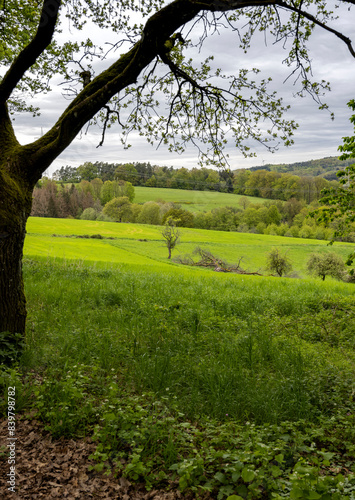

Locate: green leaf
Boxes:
[232,472,241,482]
[308,492,322,499]
[103,412,117,421]
[214,472,226,483]
[241,467,255,482]
[290,488,306,499]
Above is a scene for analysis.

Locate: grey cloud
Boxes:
[11,6,355,175]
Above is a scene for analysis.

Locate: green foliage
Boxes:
[137,201,161,225]
[0,366,33,416]
[102,196,132,222]
[80,207,98,220]
[32,364,104,437]
[123,181,135,203]
[266,248,293,277]
[162,208,194,227]
[54,161,339,203]
[307,252,346,281]
[96,212,113,222]
[311,101,355,240]
[77,162,100,182]
[254,155,355,179]
[0,331,25,366]
[161,217,180,259]
[114,163,138,184]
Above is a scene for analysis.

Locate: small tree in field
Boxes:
[307,252,345,281]
[266,248,293,277]
[161,218,180,259]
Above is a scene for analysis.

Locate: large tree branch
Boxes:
[10,0,355,184]
[18,0,205,183]
[0,0,61,103]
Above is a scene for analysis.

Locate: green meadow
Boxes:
[133,186,266,212]
[2,216,355,499]
[25,216,354,276]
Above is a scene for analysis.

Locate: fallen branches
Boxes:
[173,247,263,275]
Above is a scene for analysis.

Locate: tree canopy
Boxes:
[311,100,355,240]
[2,0,355,172]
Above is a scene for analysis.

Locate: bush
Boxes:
[266,248,293,277]
[288,225,300,237]
[237,223,249,233]
[276,223,289,236]
[162,208,194,227]
[306,252,346,281]
[256,222,266,234]
[96,213,113,222]
[299,225,315,239]
[137,201,161,225]
[264,223,278,235]
[314,227,326,240]
[80,207,98,220]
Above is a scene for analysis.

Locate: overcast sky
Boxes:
[11,3,355,176]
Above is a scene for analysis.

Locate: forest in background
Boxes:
[248,156,355,180]
[30,179,355,244]
[51,156,343,204]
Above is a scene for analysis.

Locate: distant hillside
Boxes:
[247,156,354,181]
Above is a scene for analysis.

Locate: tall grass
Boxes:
[23,257,355,425]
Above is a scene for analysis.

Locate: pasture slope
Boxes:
[133,186,266,212]
[25,216,354,276]
[2,216,354,499]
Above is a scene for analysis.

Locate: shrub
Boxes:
[299,225,315,239]
[288,225,300,237]
[80,207,98,220]
[256,222,266,234]
[162,208,194,227]
[306,252,346,281]
[237,223,249,233]
[137,201,161,225]
[264,223,278,235]
[266,248,293,277]
[96,213,113,222]
[276,223,289,236]
[315,227,326,240]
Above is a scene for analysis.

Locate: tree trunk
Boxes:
[0,165,33,338]
[0,219,27,334]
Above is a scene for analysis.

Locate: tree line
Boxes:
[31,179,134,219]
[248,156,355,181]
[31,178,355,244]
[53,161,337,204]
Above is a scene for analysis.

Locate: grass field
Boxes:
[2,216,354,499]
[25,216,355,277]
[133,186,266,212]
